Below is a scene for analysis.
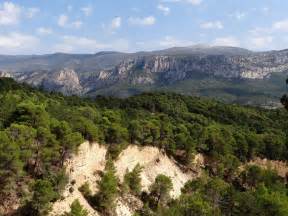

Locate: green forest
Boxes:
[1,77,288,216]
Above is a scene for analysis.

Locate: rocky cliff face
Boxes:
[6,68,83,95]
[2,46,288,96]
[0,71,11,78]
[106,50,288,83]
[41,68,83,95]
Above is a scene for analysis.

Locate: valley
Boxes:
[1,46,288,107]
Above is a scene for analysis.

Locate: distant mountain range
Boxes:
[1,45,288,107]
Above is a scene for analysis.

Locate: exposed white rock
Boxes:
[50,142,107,216]
[115,194,143,216]
[50,142,201,216]
[0,71,11,78]
[43,68,83,95]
[115,145,199,198]
[5,48,288,95]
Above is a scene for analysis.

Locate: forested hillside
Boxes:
[1,77,288,215]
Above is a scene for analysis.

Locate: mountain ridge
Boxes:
[1,45,288,106]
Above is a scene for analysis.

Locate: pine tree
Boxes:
[95,159,119,213]
[63,199,88,216]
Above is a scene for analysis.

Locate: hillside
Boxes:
[1,46,288,106]
[50,142,202,216]
[1,78,288,215]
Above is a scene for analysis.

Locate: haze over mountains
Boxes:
[1,45,287,106]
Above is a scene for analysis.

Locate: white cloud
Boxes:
[273,19,288,32]
[0,2,41,25]
[200,21,223,29]
[102,17,122,34]
[249,27,267,35]
[54,35,130,53]
[262,7,269,13]
[58,14,68,27]
[81,6,93,16]
[111,17,122,30]
[157,4,170,16]
[0,2,21,25]
[230,11,246,20]
[55,36,109,53]
[186,0,202,5]
[159,36,194,47]
[71,20,83,29]
[67,5,73,12]
[250,19,288,37]
[37,27,53,35]
[128,16,156,26]
[249,36,273,49]
[110,39,130,51]
[57,14,83,29]
[161,0,202,5]
[0,32,39,52]
[213,37,240,47]
[26,7,40,18]
[131,7,140,12]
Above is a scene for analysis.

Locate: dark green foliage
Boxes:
[159,193,214,216]
[29,179,58,215]
[0,131,22,203]
[148,174,173,209]
[63,199,88,216]
[78,182,92,198]
[1,78,288,215]
[123,164,143,195]
[94,159,119,213]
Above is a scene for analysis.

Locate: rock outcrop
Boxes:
[0,71,11,78]
[41,68,83,95]
[2,46,288,96]
[50,142,201,216]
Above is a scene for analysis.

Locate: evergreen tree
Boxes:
[63,199,88,216]
[149,174,173,209]
[95,159,119,213]
[30,179,57,215]
[123,163,143,195]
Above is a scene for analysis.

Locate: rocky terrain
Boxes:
[50,142,202,216]
[50,141,288,216]
[1,46,288,104]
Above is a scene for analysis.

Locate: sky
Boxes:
[1,0,288,54]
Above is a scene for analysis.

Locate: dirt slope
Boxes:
[50,142,107,216]
[50,142,200,216]
[115,145,199,198]
[248,157,288,178]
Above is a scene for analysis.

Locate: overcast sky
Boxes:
[0,0,288,54]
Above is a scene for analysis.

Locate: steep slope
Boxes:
[115,145,201,198]
[50,142,107,216]
[50,142,200,216]
[247,158,288,178]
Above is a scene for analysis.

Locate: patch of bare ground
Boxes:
[247,157,288,178]
[50,142,203,216]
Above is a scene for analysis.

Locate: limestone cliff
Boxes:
[2,46,288,97]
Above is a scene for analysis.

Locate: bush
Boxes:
[78,182,92,199]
